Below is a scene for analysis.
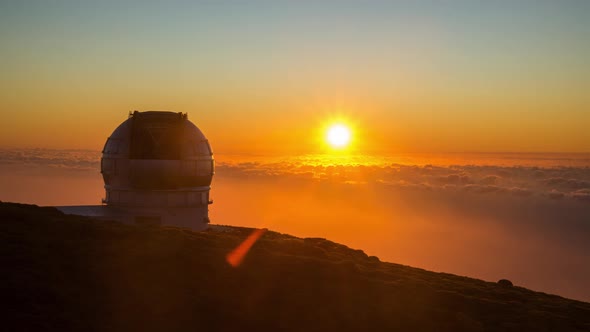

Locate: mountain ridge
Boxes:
[1,201,589,331]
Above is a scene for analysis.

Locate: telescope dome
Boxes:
[101,111,214,210]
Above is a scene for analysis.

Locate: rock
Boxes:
[497,279,513,287]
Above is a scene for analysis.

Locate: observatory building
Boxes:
[57,111,214,231]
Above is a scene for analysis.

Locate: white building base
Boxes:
[55,205,210,231]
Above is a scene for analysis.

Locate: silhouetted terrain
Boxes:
[2,202,589,332]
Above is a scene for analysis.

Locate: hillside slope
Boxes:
[1,202,589,332]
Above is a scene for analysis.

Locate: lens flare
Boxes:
[226,228,267,267]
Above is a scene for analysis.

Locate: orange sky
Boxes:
[1,1,589,153]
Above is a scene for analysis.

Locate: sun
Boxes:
[326,124,351,148]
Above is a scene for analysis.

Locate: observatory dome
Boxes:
[100,111,214,229]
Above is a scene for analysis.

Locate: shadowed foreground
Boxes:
[1,202,589,332]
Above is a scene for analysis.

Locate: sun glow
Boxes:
[326,124,351,149]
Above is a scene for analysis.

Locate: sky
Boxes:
[1,0,589,153]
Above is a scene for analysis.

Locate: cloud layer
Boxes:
[0,148,100,172]
[215,158,590,203]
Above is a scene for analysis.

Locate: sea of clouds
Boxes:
[2,148,589,203]
[216,158,590,203]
